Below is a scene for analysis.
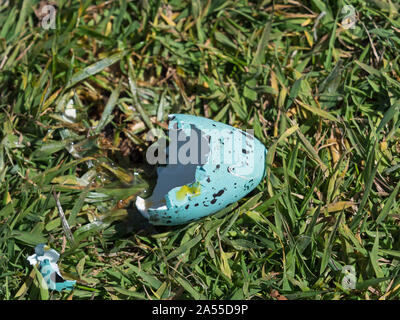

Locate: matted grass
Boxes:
[1,0,400,300]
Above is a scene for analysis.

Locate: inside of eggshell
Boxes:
[143,163,199,208]
[136,120,210,213]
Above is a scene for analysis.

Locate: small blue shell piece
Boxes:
[39,259,76,291]
[136,114,267,225]
[27,244,76,292]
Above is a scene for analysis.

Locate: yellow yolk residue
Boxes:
[176,183,201,201]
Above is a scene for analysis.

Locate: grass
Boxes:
[1,0,400,300]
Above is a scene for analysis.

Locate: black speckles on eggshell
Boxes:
[213,164,220,173]
[245,140,253,148]
[208,188,225,206]
[241,131,254,140]
[213,189,225,198]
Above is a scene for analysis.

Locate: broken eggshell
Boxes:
[135,114,267,225]
[27,244,76,291]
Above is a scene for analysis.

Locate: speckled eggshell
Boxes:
[136,114,267,225]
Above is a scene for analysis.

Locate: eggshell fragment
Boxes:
[135,114,267,225]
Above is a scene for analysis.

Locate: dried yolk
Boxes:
[176,183,201,201]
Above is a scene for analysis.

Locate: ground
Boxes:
[1,0,400,300]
